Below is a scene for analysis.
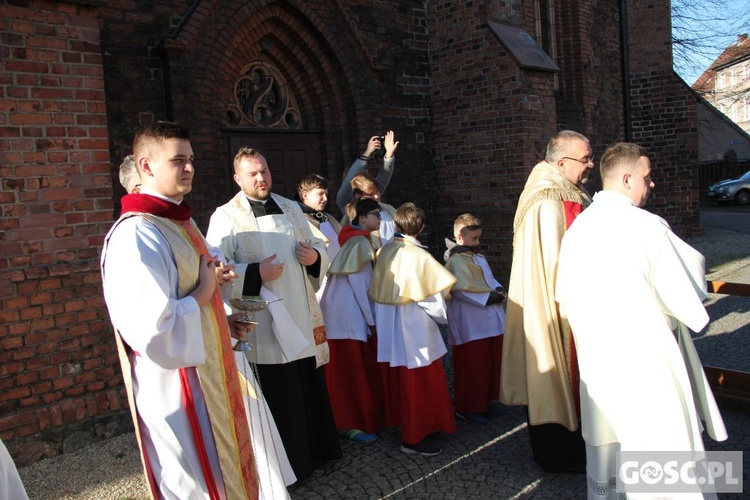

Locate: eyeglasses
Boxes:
[561,156,595,165]
[367,211,382,219]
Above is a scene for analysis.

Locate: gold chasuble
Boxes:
[500,161,591,431]
[115,211,258,499]
[445,252,495,294]
[369,235,456,304]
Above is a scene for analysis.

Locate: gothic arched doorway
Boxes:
[224,62,321,200]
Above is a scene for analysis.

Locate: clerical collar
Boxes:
[140,187,183,205]
[247,195,283,217]
[246,196,268,205]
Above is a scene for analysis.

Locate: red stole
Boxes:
[562,200,583,417]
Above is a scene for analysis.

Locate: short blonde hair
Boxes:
[394,202,425,236]
[453,213,481,240]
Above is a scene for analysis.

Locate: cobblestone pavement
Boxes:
[18,223,750,499]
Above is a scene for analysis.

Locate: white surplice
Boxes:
[309,219,339,302]
[232,350,296,494]
[104,203,292,499]
[556,190,727,499]
[206,193,328,365]
[446,254,506,346]
[374,295,449,368]
[377,209,396,247]
[320,265,375,341]
[318,220,341,263]
[1,438,28,500]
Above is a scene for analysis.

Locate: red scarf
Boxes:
[121,193,192,221]
[338,224,371,246]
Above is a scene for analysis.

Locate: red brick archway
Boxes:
[161,0,381,228]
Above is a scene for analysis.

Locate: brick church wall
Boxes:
[625,0,700,236]
[0,0,701,465]
[428,1,559,280]
[160,0,437,232]
[0,1,129,464]
[554,0,699,236]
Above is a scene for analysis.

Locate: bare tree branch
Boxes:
[672,0,750,85]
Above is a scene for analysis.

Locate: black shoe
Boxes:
[400,439,442,457]
[539,461,586,474]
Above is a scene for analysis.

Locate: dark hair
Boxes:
[394,202,425,236]
[297,173,329,198]
[233,146,267,172]
[133,121,190,159]
[354,197,381,222]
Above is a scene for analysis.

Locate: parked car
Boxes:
[707,171,750,205]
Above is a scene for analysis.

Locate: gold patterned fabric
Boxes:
[369,235,456,304]
[328,235,375,275]
[500,161,590,431]
[216,192,330,367]
[445,252,495,293]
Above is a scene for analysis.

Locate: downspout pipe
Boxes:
[619,0,632,141]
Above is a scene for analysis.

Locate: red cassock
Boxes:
[325,336,385,433]
[453,335,504,414]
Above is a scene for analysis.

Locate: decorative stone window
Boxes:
[226,62,302,129]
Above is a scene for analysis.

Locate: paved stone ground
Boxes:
[17,222,750,499]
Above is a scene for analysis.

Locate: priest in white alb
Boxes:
[101,122,260,499]
[556,142,727,499]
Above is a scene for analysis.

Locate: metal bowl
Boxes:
[229,297,278,312]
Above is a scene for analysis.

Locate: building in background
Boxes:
[0,0,701,465]
[693,34,750,138]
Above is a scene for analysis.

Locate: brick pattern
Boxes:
[429,1,559,279]
[160,0,436,230]
[0,0,701,464]
[96,0,194,211]
[626,0,700,236]
[0,1,127,462]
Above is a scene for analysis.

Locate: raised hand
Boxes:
[384,130,399,158]
[364,136,381,157]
